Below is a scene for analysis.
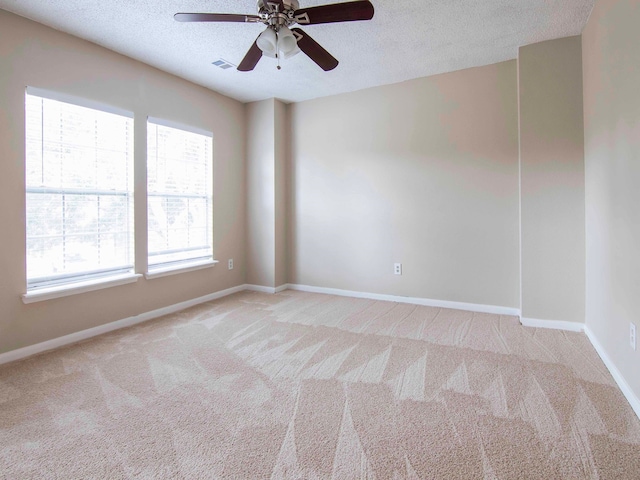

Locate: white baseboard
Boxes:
[520,317,585,332]
[0,284,247,366]
[245,284,295,294]
[4,282,638,422]
[584,326,640,420]
[245,284,275,294]
[245,284,277,294]
[0,283,522,366]
[284,283,521,317]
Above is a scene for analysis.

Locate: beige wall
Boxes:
[289,61,520,308]
[518,36,586,323]
[274,101,288,288]
[246,98,288,288]
[0,10,246,354]
[246,99,276,287]
[583,0,640,401]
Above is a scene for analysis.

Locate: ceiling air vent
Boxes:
[212,59,235,70]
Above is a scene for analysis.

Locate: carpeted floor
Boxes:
[1,290,639,479]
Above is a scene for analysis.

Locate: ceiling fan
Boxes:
[174,0,375,72]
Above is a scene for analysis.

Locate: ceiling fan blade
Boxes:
[291,28,338,71]
[174,13,261,23]
[237,40,263,72]
[293,0,374,25]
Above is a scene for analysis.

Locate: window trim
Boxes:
[146,117,214,273]
[144,259,218,280]
[147,116,212,138]
[21,89,220,301]
[22,273,142,304]
[26,86,134,118]
[24,88,135,292]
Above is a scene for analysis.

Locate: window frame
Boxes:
[22,87,138,301]
[145,116,215,277]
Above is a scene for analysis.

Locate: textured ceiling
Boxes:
[0,0,595,103]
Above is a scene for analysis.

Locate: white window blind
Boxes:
[147,118,213,270]
[25,89,134,290]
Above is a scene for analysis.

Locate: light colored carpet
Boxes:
[1,290,639,479]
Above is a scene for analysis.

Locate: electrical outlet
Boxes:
[394,263,402,275]
[228,258,234,270]
[631,323,637,351]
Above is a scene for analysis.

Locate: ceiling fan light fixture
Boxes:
[256,26,277,56]
[280,46,301,59]
[277,26,300,58]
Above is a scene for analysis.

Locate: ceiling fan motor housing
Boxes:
[257,0,300,14]
[257,0,300,29]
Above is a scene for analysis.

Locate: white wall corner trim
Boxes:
[584,326,640,420]
[0,284,247,366]
[519,317,585,332]
[245,284,288,294]
[285,284,521,317]
[245,284,278,294]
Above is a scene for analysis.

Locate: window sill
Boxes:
[22,273,142,304]
[144,259,219,280]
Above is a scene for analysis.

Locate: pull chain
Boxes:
[276,30,281,70]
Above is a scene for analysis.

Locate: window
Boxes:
[25,88,135,291]
[146,118,213,272]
